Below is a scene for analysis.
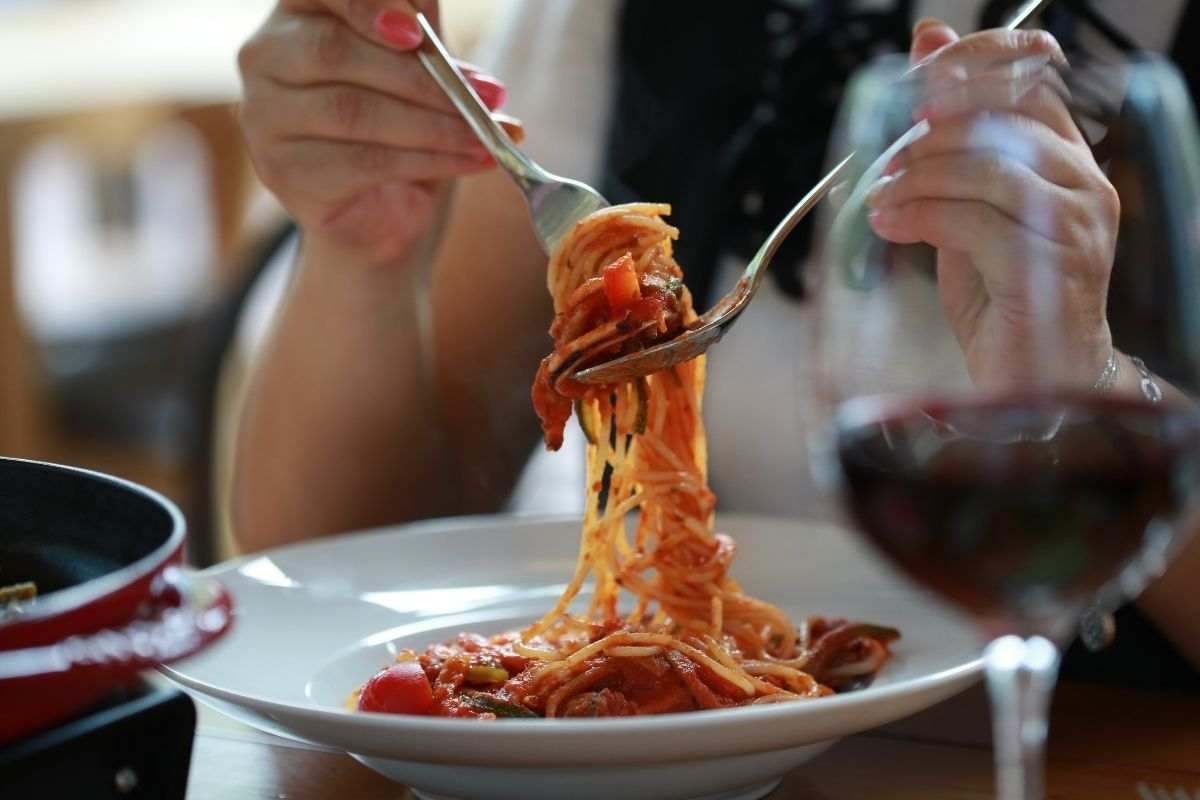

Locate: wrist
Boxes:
[298,183,454,274]
[298,229,435,276]
[1095,349,1165,404]
[293,233,429,327]
[1115,351,1164,403]
[1074,323,1114,392]
[1091,349,1119,393]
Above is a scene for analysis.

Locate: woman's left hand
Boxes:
[866,20,1121,392]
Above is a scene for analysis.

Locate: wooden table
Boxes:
[184,681,1200,799]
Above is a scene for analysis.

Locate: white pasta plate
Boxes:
[163,514,982,800]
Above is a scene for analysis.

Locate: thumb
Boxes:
[910,17,959,63]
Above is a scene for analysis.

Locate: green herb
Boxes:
[463,693,537,718]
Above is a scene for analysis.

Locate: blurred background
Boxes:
[0,0,502,565]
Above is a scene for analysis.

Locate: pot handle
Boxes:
[0,567,232,682]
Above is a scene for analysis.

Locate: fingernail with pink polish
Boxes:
[375,9,423,49]
[467,73,507,110]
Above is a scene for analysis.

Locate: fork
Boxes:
[416,1,1053,385]
[415,12,825,384]
[576,155,853,384]
[414,14,608,255]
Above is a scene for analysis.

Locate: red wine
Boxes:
[836,395,1199,627]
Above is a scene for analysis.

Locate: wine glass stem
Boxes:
[983,635,1062,800]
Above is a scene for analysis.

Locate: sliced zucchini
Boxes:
[463,693,537,718]
[634,377,648,434]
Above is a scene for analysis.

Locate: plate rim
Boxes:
[165,513,983,764]
[194,511,586,582]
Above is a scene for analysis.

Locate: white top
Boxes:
[240,0,1188,521]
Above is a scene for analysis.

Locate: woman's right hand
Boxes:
[238,1,513,267]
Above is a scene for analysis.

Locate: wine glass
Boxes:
[806,51,1200,799]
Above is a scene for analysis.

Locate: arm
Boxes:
[233,174,547,549]
[231,0,548,550]
[1139,533,1200,669]
[873,20,1200,669]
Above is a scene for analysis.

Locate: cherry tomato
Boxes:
[603,254,641,315]
[357,662,435,715]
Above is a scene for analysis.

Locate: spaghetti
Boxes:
[357,204,898,719]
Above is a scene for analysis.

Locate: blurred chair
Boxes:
[0,104,257,560]
[1,0,512,566]
[0,0,271,563]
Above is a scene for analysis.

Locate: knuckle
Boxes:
[1032,82,1069,116]
[410,64,448,108]
[236,101,253,135]
[945,35,991,66]
[1016,29,1065,61]
[330,87,371,134]
[965,200,992,232]
[346,141,396,173]
[408,149,443,174]
[1097,176,1121,222]
[424,108,470,148]
[1011,28,1043,51]
[910,199,935,231]
[980,153,1006,184]
[1055,207,1085,245]
[1041,65,1072,98]
[434,113,472,147]
[236,89,265,138]
[237,34,265,77]
[1028,80,1055,105]
[1056,200,1107,261]
[250,147,286,190]
[313,19,351,72]
[989,160,1020,204]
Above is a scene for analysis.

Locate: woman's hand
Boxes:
[866,20,1121,392]
[238,1,515,267]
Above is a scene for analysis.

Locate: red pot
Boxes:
[0,457,232,744]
